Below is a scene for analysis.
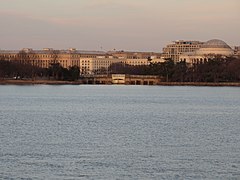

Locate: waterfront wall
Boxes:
[1,78,240,87]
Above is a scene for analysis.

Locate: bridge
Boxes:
[81,74,162,85]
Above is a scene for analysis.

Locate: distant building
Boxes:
[1,39,236,74]
[80,52,164,75]
[0,48,164,75]
[162,40,204,62]
[109,51,162,59]
[179,39,234,65]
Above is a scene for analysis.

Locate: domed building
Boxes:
[179,39,234,65]
[195,39,234,56]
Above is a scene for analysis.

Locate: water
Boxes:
[0,85,240,179]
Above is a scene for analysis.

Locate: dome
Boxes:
[202,39,231,48]
[195,39,233,56]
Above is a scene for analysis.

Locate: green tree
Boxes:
[161,59,175,82]
[69,65,80,81]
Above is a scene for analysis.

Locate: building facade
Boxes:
[162,40,204,62]
[79,51,164,75]
[0,48,164,75]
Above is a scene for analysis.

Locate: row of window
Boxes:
[0,54,100,59]
[180,58,208,63]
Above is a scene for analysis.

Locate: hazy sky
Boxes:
[0,0,239,51]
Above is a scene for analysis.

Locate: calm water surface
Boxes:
[0,85,240,179]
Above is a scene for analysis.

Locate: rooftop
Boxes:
[202,39,231,49]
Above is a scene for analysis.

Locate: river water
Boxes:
[0,85,240,179]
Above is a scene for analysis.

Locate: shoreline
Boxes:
[0,79,81,85]
[156,82,240,87]
[0,79,240,87]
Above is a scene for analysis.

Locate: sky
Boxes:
[0,0,239,52]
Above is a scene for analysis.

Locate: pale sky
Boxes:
[0,0,239,52]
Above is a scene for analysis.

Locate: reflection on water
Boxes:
[0,85,240,179]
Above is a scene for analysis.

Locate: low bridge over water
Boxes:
[81,74,162,85]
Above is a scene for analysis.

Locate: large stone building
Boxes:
[0,48,85,69]
[162,40,204,62]
[179,39,234,65]
[0,48,164,75]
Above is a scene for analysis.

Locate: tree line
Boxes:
[0,57,80,81]
[108,57,240,82]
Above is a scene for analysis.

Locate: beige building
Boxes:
[109,51,162,59]
[80,56,122,75]
[179,39,234,65]
[0,48,83,69]
[162,40,204,62]
[0,48,164,75]
[80,55,164,75]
